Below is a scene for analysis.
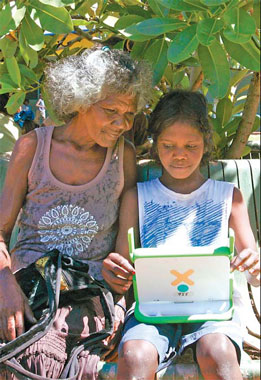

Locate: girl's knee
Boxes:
[196,333,238,363]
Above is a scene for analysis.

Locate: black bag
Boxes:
[0,249,115,380]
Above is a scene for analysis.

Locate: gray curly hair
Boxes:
[44,46,152,122]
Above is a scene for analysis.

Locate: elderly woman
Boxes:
[0,47,152,379]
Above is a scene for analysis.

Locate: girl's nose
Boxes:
[173,147,186,158]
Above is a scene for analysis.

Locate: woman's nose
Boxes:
[112,115,133,131]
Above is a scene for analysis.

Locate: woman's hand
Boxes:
[0,267,36,341]
[102,253,135,294]
[231,248,260,286]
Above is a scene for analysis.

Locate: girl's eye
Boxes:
[163,144,174,149]
[186,145,197,149]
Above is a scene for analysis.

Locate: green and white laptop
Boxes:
[128,228,235,324]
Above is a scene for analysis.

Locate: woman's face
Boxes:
[157,121,204,181]
[80,93,137,147]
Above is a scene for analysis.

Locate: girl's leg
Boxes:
[117,339,158,380]
[196,333,243,380]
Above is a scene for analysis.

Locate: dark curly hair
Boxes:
[149,89,213,166]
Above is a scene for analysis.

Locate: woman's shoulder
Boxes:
[9,130,38,169]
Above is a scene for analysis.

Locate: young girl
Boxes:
[102,90,260,380]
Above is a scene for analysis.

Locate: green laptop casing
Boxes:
[128,228,235,324]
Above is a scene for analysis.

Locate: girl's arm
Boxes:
[229,187,260,287]
[102,187,139,294]
[0,131,37,340]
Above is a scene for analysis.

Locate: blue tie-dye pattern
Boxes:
[141,199,223,247]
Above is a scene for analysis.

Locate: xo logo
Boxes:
[170,269,194,293]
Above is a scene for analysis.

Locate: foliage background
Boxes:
[0,0,260,158]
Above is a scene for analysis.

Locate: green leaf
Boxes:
[180,57,200,66]
[115,15,144,30]
[123,24,153,41]
[19,30,38,69]
[223,116,240,135]
[158,0,207,11]
[21,12,44,51]
[144,39,168,85]
[200,0,229,5]
[223,8,256,44]
[0,36,18,58]
[6,92,26,115]
[168,24,199,64]
[216,97,233,126]
[0,119,20,154]
[126,5,152,18]
[229,68,249,88]
[131,41,152,59]
[0,73,17,94]
[0,3,26,37]
[136,18,186,36]
[251,115,261,133]
[18,64,39,83]
[197,18,224,46]
[222,35,260,72]
[198,40,230,98]
[6,57,21,87]
[253,0,260,29]
[38,0,72,6]
[241,145,251,157]
[29,0,73,34]
[148,0,170,17]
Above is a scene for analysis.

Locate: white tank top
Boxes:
[137,178,235,250]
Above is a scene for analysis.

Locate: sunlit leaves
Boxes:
[29,0,73,34]
[20,12,44,51]
[0,3,26,37]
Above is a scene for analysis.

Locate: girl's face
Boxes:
[157,121,204,181]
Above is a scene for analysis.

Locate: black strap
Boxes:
[0,251,115,380]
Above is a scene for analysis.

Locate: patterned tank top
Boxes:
[11,126,124,280]
[137,178,235,249]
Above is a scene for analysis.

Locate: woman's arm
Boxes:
[0,131,37,340]
[229,187,260,287]
[102,187,139,294]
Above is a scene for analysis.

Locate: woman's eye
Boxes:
[104,108,116,114]
[186,145,197,149]
[163,144,174,149]
[125,112,135,120]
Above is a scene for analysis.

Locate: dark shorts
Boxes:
[118,308,244,372]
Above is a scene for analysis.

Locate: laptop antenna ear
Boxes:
[229,228,235,258]
[128,227,135,262]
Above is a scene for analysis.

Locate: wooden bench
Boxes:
[0,157,260,380]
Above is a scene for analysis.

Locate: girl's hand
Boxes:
[102,253,135,294]
[231,248,260,286]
